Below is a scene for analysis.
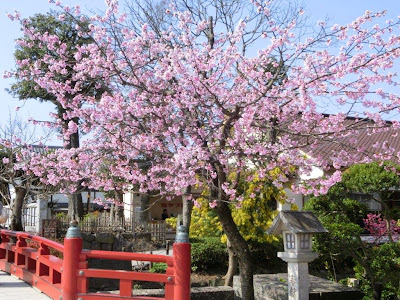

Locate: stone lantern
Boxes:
[267,211,328,300]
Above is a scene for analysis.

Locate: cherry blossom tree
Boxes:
[124,0,304,243]
[8,11,109,219]
[6,1,400,298]
[0,113,54,231]
[364,213,400,243]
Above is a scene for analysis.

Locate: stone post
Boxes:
[278,252,318,300]
[36,197,48,234]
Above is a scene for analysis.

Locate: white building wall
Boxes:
[24,198,51,234]
[281,186,305,211]
[281,165,325,211]
[2,186,106,233]
[48,191,105,206]
[123,191,142,222]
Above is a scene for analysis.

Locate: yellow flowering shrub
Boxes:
[190,170,291,243]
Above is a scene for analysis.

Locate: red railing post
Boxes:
[62,220,82,300]
[173,226,191,300]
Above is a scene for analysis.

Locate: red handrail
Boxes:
[1,229,65,252]
[82,249,173,263]
[0,225,191,300]
[0,230,65,299]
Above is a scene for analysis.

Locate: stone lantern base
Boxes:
[278,252,318,300]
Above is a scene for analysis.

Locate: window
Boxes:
[285,233,295,249]
[348,193,381,211]
[299,234,310,249]
[348,192,373,203]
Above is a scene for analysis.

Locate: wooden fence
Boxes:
[148,220,166,243]
[43,215,167,243]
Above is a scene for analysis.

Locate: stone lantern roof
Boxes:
[267,211,328,235]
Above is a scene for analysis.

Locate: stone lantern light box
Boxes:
[267,210,328,253]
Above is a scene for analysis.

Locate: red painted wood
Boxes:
[76,294,166,300]
[83,249,172,263]
[40,254,63,272]
[164,262,175,300]
[16,235,27,248]
[0,260,62,300]
[80,268,173,282]
[173,243,191,300]
[0,228,191,300]
[120,279,133,297]
[62,237,82,300]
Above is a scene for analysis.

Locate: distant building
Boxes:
[280,117,400,211]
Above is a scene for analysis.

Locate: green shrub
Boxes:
[354,243,400,300]
[248,238,286,274]
[304,194,367,280]
[54,212,66,220]
[150,262,167,273]
[190,237,227,273]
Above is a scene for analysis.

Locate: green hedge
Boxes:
[190,237,227,273]
[248,238,285,274]
[189,237,285,274]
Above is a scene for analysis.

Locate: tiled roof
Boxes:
[293,116,400,165]
[30,145,62,155]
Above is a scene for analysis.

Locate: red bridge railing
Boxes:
[0,221,191,300]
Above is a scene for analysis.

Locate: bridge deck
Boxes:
[0,271,51,300]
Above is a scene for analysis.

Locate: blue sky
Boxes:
[0,0,399,145]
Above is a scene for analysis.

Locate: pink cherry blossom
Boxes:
[5,1,400,209]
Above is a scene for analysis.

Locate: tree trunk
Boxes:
[182,186,193,231]
[86,191,91,214]
[64,119,84,219]
[110,203,115,224]
[373,196,394,243]
[223,238,238,286]
[373,282,383,300]
[116,191,124,224]
[67,193,84,220]
[10,187,27,231]
[215,200,254,300]
[381,201,394,243]
[140,193,150,225]
[0,181,11,205]
[364,259,382,300]
[355,237,381,300]
[68,127,80,149]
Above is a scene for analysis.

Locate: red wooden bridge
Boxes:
[0,221,191,300]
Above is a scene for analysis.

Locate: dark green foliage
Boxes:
[190,236,285,275]
[305,162,400,299]
[190,237,228,273]
[343,162,400,195]
[354,243,400,300]
[248,238,286,274]
[9,11,96,104]
[342,162,400,220]
[305,194,366,279]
